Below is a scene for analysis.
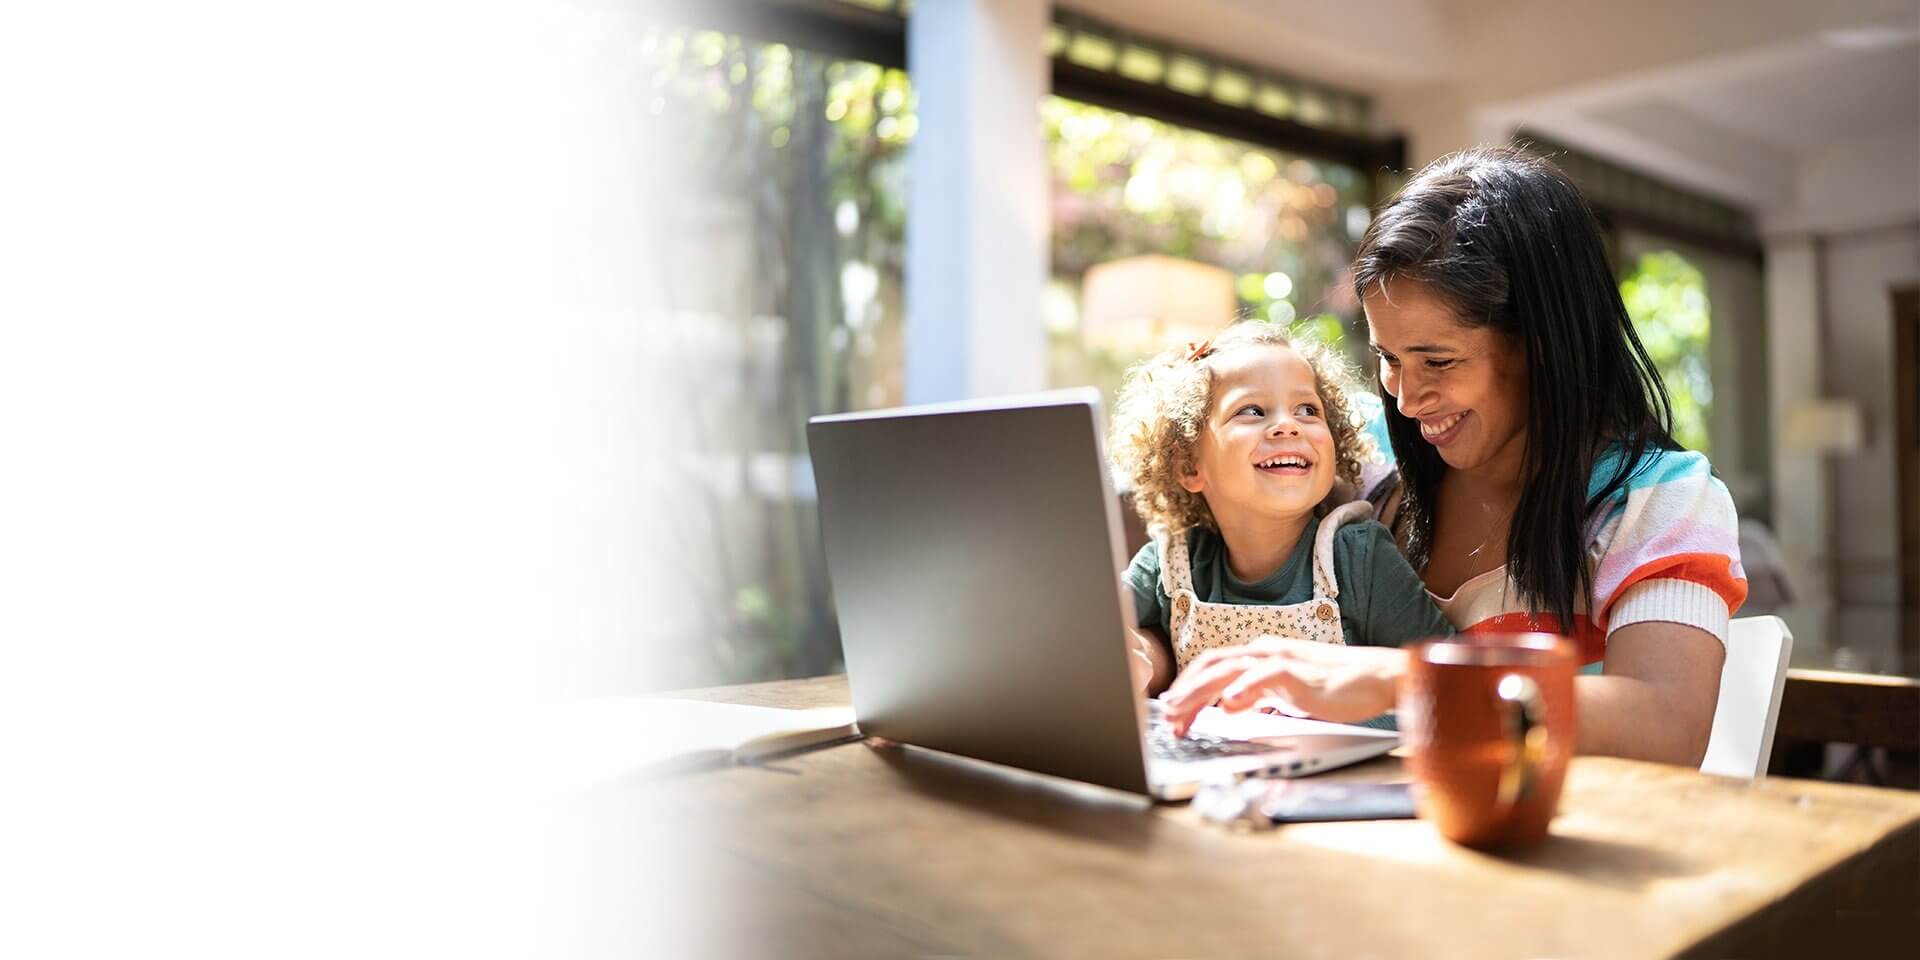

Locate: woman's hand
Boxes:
[1157,637,1410,736]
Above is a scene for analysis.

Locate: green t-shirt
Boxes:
[1125,516,1456,649]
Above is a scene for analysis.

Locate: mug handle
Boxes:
[1494,673,1549,812]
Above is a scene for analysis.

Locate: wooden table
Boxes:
[1771,668,1920,787]
[615,675,1920,959]
[1776,668,1920,751]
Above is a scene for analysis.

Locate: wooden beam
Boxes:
[1051,61,1403,175]
[658,3,1402,179]
[658,0,908,70]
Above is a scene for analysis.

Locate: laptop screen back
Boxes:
[808,390,1153,794]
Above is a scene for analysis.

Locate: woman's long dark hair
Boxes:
[1352,145,1677,628]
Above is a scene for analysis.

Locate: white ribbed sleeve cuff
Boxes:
[1606,578,1731,647]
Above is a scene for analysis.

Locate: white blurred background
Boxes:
[3,1,699,955]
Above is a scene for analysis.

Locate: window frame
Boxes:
[665,0,1404,197]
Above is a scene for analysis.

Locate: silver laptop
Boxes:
[807,388,1397,801]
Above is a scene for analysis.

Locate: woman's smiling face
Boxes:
[1364,280,1531,477]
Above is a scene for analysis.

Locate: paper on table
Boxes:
[536,698,858,792]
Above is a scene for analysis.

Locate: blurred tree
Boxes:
[1620,251,1712,453]
[1042,99,1372,405]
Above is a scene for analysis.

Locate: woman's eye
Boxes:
[1425,358,1457,371]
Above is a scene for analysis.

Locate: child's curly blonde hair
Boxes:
[1109,320,1378,534]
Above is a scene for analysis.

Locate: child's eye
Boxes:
[1292,403,1320,418]
[1235,404,1265,418]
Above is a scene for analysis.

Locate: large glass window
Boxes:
[646,27,1374,685]
[643,29,909,686]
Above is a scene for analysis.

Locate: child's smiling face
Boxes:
[1178,343,1338,526]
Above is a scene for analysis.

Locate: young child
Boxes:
[1108,320,1454,705]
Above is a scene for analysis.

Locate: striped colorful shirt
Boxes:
[1367,444,1748,667]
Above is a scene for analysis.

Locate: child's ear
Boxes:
[1178,468,1206,494]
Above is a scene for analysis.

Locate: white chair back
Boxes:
[1701,615,1794,778]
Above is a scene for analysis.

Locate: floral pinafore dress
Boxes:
[1154,501,1373,670]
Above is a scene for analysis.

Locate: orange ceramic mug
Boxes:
[1399,633,1578,848]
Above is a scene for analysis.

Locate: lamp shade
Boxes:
[1079,254,1236,352]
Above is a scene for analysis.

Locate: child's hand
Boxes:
[1156,636,1407,736]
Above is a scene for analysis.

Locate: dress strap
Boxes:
[1151,525,1197,599]
[1311,501,1374,600]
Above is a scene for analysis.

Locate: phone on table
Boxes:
[1195,779,1417,827]
[1263,781,1416,822]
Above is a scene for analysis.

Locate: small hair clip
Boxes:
[1184,338,1215,362]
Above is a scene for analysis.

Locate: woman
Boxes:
[1161,145,1746,766]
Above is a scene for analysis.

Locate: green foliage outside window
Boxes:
[1620,251,1712,453]
[1043,98,1372,405]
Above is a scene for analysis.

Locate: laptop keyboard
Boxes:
[1145,704,1277,762]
